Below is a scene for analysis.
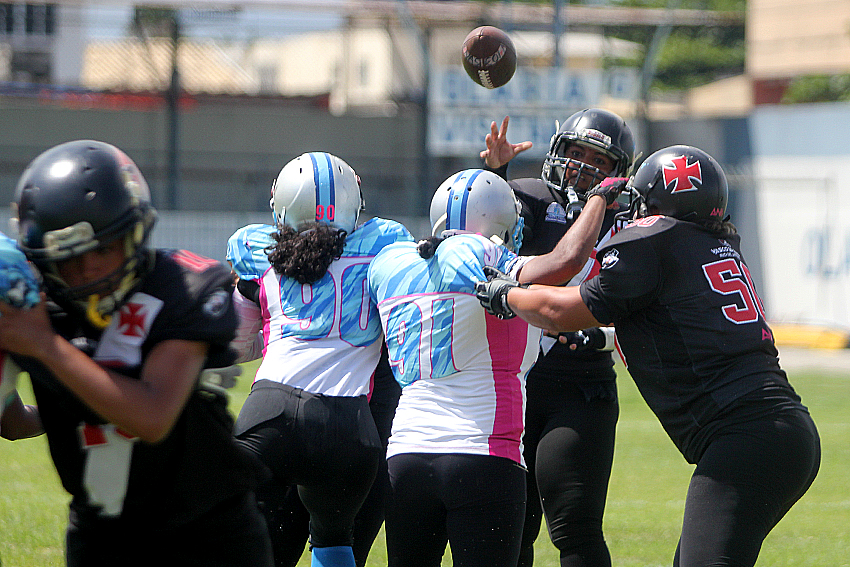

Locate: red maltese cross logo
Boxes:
[663,155,702,193]
[118,302,147,337]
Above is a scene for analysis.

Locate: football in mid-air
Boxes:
[462,26,517,89]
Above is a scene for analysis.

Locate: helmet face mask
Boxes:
[625,145,729,224]
[542,108,635,202]
[12,140,156,327]
[270,152,365,235]
[429,169,524,252]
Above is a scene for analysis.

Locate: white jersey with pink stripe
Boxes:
[368,233,540,465]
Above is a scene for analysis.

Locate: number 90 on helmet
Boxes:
[270,152,365,235]
[429,169,524,252]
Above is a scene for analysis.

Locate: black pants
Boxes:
[248,370,401,567]
[520,378,618,567]
[235,381,382,559]
[674,408,820,567]
[66,492,273,567]
[385,452,526,567]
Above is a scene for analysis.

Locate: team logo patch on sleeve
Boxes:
[601,249,620,269]
[203,289,230,318]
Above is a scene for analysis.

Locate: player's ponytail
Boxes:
[698,216,737,237]
[417,236,445,259]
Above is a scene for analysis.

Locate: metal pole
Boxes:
[166,14,180,210]
[637,0,681,152]
[553,0,563,68]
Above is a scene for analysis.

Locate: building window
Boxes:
[1,4,15,34]
[0,3,55,36]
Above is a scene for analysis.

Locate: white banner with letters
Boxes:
[427,66,639,157]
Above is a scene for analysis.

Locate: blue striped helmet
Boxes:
[270,152,365,234]
[429,169,524,252]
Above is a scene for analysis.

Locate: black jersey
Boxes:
[580,216,804,462]
[508,176,627,382]
[19,249,261,528]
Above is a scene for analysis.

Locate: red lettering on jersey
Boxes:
[115,428,137,441]
[79,423,138,448]
[762,328,773,342]
[634,216,662,227]
[663,155,702,193]
[118,303,147,337]
[79,423,107,447]
[172,250,219,273]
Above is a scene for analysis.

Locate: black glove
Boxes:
[475,266,527,320]
[586,177,629,206]
[558,328,607,352]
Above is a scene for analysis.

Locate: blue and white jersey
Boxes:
[225,223,276,283]
[368,233,541,465]
[0,232,39,309]
[0,232,37,436]
[253,217,413,396]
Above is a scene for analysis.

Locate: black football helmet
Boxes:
[541,108,635,203]
[625,145,728,223]
[11,140,157,328]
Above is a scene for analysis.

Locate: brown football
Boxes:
[461,26,517,89]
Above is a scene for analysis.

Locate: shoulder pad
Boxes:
[346,217,414,256]
[358,217,414,240]
[509,178,551,201]
[606,215,678,246]
[226,224,275,281]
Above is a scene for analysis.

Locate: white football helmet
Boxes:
[270,152,365,234]
[429,169,524,252]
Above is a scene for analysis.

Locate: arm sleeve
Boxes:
[230,287,264,364]
[484,162,509,180]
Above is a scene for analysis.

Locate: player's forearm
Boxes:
[38,336,202,443]
[519,195,605,285]
[507,284,601,333]
[231,288,264,363]
[37,336,157,438]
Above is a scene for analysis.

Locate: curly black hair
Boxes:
[416,236,445,259]
[267,223,348,284]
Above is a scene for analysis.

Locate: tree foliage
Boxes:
[129,7,178,39]
[508,0,747,92]
[782,75,850,103]
[605,0,745,92]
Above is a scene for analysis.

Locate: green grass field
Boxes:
[2,358,848,567]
